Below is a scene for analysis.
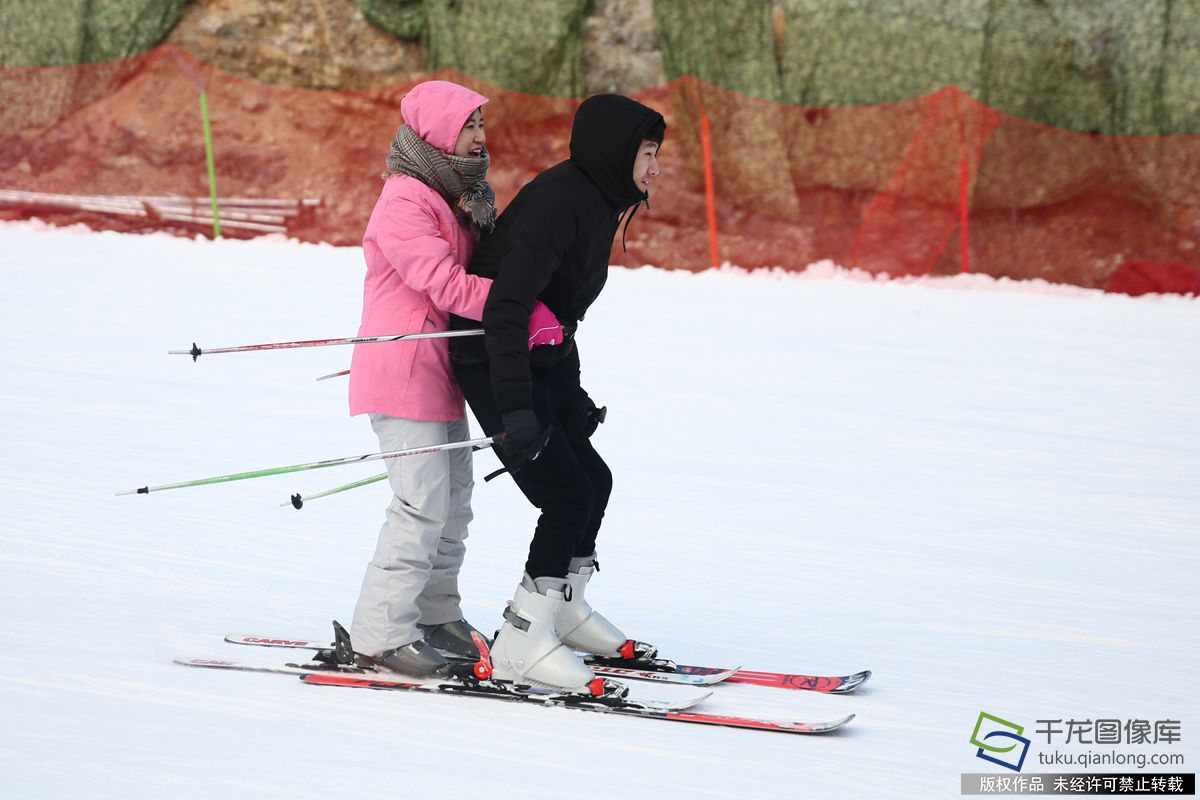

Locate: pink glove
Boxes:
[527,301,563,349]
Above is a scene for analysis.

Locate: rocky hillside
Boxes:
[166,0,665,93]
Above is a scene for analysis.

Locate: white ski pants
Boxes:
[350,415,474,657]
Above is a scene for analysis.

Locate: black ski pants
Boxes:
[453,361,612,580]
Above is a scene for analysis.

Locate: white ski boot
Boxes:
[490,574,600,694]
[555,554,628,658]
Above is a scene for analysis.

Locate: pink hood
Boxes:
[401,80,490,153]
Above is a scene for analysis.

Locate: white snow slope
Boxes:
[0,222,1196,799]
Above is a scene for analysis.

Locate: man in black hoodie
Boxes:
[450,94,665,693]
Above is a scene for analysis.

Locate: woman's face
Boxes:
[632,139,661,193]
[454,108,486,158]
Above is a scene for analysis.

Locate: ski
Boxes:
[176,656,712,713]
[302,672,854,735]
[576,663,740,686]
[222,635,737,687]
[224,633,869,693]
[183,652,740,689]
[190,627,708,709]
[300,672,710,712]
[178,657,708,711]
[224,635,335,650]
[175,656,855,734]
[684,666,871,693]
[587,657,872,694]
[173,657,362,676]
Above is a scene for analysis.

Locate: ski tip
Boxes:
[640,690,713,711]
[831,670,872,693]
[697,666,741,686]
[789,712,856,734]
[674,690,713,711]
[795,712,856,733]
[829,713,856,730]
[692,666,741,685]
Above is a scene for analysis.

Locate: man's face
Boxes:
[454,108,486,158]
[632,139,661,192]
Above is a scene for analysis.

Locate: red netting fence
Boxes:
[2,45,1198,295]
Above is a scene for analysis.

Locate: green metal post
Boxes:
[199,90,221,238]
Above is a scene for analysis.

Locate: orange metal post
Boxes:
[700,114,720,268]
[952,90,970,274]
[959,157,969,273]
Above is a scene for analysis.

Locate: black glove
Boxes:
[574,395,607,438]
[484,409,553,483]
[501,408,547,460]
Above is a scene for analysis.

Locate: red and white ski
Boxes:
[300,672,855,735]
[223,633,869,693]
[179,631,857,736]
[175,656,714,714]
[671,665,871,694]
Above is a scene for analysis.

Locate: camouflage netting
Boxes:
[654,0,1200,136]
[2,49,1198,295]
[8,0,1199,134]
[654,0,782,102]
[0,0,185,67]
[355,0,427,40]
[354,0,589,97]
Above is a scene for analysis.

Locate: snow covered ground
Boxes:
[1,221,1196,798]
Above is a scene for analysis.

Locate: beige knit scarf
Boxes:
[385,124,496,233]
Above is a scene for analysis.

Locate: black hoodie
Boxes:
[450,94,665,414]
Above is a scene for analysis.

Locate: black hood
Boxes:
[569,94,665,211]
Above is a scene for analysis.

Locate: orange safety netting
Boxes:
[2,45,1199,296]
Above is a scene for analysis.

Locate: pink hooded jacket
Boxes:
[349,81,493,420]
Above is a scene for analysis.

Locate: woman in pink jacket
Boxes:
[348,80,559,677]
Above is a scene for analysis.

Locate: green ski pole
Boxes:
[118,436,498,496]
[285,472,388,509]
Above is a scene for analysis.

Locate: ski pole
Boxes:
[170,329,484,361]
[285,472,387,509]
[117,436,499,496]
